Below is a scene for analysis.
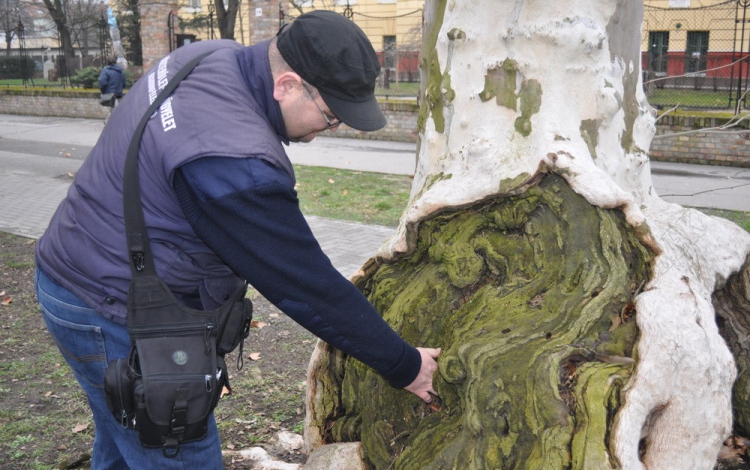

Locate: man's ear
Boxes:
[273,72,302,102]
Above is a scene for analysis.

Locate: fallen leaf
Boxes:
[1,295,13,306]
[65,153,71,157]
[44,391,53,397]
[72,422,89,433]
[221,386,231,398]
[250,321,268,329]
[226,442,235,450]
[0,290,5,296]
[342,189,348,196]
[68,172,75,177]
[609,314,622,332]
[597,355,635,365]
[328,179,335,184]
[249,352,261,361]
[269,313,279,318]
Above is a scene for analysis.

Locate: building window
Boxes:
[648,31,669,75]
[383,35,396,70]
[378,0,397,3]
[334,0,357,5]
[189,0,200,8]
[685,31,709,75]
[298,1,313,7]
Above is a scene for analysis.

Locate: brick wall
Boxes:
[650,115,750,168]
[141,0,180,71]
[0,89,110,120]
[247,0,283,45]
[333,101,419,143]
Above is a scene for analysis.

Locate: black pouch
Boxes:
[104,276,250,457]
[104,354,139,429]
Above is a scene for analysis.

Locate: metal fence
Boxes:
[281,6,422,97]
[642,0,750,110]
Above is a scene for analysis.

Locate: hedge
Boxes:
[0,56,36,80]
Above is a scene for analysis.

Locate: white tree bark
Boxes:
[306,1,750,469]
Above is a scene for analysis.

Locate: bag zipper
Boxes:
[116,360,129,428]
[147,373,215,394]
[132,323,216,355]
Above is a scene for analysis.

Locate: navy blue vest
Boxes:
[37,40,295,324]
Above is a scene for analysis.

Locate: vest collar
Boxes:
[237,39,290,145]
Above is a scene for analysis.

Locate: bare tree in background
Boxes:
[1,0,31,56]
[214,0,238,40]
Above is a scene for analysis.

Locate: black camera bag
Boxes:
[103,50,253,458]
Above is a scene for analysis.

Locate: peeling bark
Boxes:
[715,257,750,437]
[305,1,750,469]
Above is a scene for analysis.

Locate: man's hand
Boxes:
[404,347,441,402]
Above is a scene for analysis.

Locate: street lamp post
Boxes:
[99,14,109,67]
[208,0,215,39]
[16,20,31,86]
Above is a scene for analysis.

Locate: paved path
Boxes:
[1,114,749,276]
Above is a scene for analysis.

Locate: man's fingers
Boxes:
[425,347,441,359]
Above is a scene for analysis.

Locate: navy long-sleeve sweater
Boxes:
[173,157,421,388]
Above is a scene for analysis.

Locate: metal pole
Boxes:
[17,20,28,87]
[99,14,107,66]
[238,0,244,44]
[167,11,174,51]
[734,0,749,112]
[208,1,215,40]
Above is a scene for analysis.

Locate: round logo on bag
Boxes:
[173,350,188,365]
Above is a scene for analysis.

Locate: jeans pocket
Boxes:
[41,306,108,390]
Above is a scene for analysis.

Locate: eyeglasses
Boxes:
[301,82,341,130]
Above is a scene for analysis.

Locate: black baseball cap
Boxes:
[276,11,386,131]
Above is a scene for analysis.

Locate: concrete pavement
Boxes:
[1,114,749,275]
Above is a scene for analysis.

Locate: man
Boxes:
[98,57,125,107]
[35,10,440,469]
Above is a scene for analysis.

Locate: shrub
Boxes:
[0,56,36,80]
[70,66,99,89]
[70,65,135,90]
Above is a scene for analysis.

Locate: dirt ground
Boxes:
[0,232,314,469]
[2,231,750,470]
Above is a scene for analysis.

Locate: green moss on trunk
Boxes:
[714,255,750,437]
[325,175,652,469]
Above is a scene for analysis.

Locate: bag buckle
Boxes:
[131,251,145,272]
[161,399,188,458]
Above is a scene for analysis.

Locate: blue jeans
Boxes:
[36,268,223,469]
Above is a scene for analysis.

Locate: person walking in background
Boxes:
[99,57,125,123]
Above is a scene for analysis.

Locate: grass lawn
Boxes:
[695,208,750,233]
[646,87,733,109]
[0,78,56,87]
[294,164,413,227]
[292,164,750,235]
[375,81,419,97]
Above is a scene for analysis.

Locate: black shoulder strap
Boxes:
[123,51,213,278]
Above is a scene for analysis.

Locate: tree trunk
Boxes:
[42,0,76,58]
[215,0,238,40]
[305,1,750,470]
